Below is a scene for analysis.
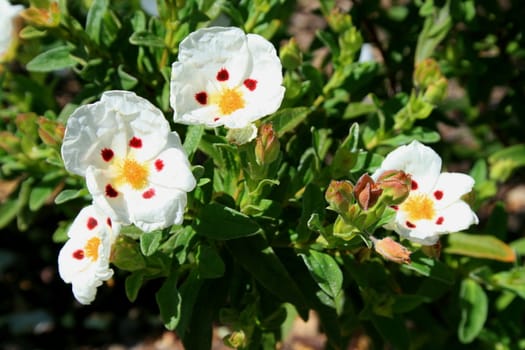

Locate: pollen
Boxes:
[119,158,149,190]
[400,193,436,222]
[84,237,101,261]
[216,88,245,115]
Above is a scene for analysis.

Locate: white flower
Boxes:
[0,0,23,59]
[372,140,479,245]
[61,90,196,232]
[170,26,285,130]
[58,205,120,305]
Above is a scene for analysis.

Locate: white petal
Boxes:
[434,201,479,233]
[432,172,475,208]
[126,187,188,232]
[0,0,23,56]
[149,133,196,192]
[372,140,442,193]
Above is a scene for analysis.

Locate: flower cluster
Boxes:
[58,27,285,304]
[372,140,479,246]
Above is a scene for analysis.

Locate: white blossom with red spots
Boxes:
[58,205,120,305]
[61,91,196,232]
[0,0,23,59]
[170,26,285,130]
[372,141,479,245]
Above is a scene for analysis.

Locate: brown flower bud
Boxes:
[353,174,382,210]
[372,237,411,264]
[255,123,280,165]
[376,170,411,205]
[325,180,354,213]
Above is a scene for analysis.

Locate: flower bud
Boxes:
[255,123,280,165]
[372,237,411,264]
[376,170,411,205]
[413,58,443,89]
[423,77,448,104]
[353,174,382,210]
[224,330,246,348]
[21,2,61,28]
[37,117,65,146]
[325,180,354,214]
[280,38,302,70]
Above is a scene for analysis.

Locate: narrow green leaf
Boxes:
[0,200,18,229]
[196,244,225,279]
[26,46,77,72]
[29,186,53,211]
[156,273,181,330]
[458,279,488,343]
[112,236,147,272]
[490,268,525,299]
[196,203,262,240]
[54,188,88,204]
[445,233,516,263]
[300,250,343,303]
[117,65,138,89]
[183,124,205,159]
[125,271,144,302]
[401,251,454,284]
[140,230,163,256]
[129,31,165,47]
[85,0,108,45]
[266,107,310,137]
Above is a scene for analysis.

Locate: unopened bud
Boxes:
[376,170,411,205]
[325,180,354,213]
[423,77,448,104]
[280,38,302,70]
[255,123,280,165]
[21,2,61,28]
[372,237,411,264]
[224,330,246,348]
[414,58,443,89]
[353,174,382,210]
[37,117,65,146]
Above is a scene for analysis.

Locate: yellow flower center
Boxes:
[400,193,436,221]
[216,88,245,115]
[84,237,101,261]
[119,158,149,190]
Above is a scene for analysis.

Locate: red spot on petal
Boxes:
[434,190,443,200]
[101,148,114,162]
[73,249,84,260]
[213,117,220,122]
[391,205,399,211]
[155,159,164,171]
[216,68,229,81]
[195,92,207,105]
[107,218,112,227]
[411,180,418,190]
[87,217,98,230]
[142,188,155,199]
[129,137,142,148]
[244,79,257,91]
[105,184,118,198]
[436,216,444,225]
[406,221,416,228]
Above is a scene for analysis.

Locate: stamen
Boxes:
[400,193,436,222]
[120,158,149,190]
[84,237,101,261]
[216,88,245,115]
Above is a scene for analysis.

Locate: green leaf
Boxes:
[125,271,144,302]
[415,0,452,63]
[445,233,516,263]
[488,144,525,182]
[331,123,359,178]
[26,46,77,72]
[458,279,488,343]
[156,273,181,330]
[196,203,262,240]
[225,235,309,317]
[0,200,18,229]
[112,236,147,272]
[29,186,53,211]
[140,230,163,256]
[490,268,525,299]
[183,125,205,159]
[54,188,88,204]
[299,250,343,313]
[85,0,108,45]
[196,244,225,279]
[117,65,138,89]
[370,314,410,350]
[401,251,454,284]
[129,31,165,47]
[266,107,310,137]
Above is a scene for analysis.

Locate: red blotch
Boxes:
[142,188,155,199]
[106,218,112,227]
[195,91,208,105]
[155,159,164,171]
[129,137,142,148]
[244,79,257,91]
[105,184,118,198]
[406,221,416,228]
[101,148,114,162]
[213,117,220,122]
[390,205,399,211]
[216,68,229,81]
[434,190,444,200]
[73,249,84,260]
[411,180,418,190]
[436,216,444,225]
[87,217,98,230]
